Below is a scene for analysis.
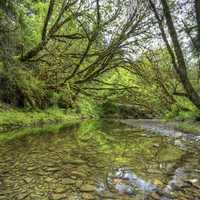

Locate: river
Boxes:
[0,120,199,200]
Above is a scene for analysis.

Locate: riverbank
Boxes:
[0,106,83,133]
[120,119,200,138]
[175,120,200,135]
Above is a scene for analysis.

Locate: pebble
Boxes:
[61,178,76,185]
[16,193,30,200]
[82,193,95,200]
[45,167,60,172]
[70,171,85,178]
[188,179,198,184]
[27,166,37,171]
[45,177,54,182]
[23,177,33,183]
[150,192,161,200]
[80,184,96,192]
[51,193,66,200]
[54,187,66,194]
[153,144,160,148]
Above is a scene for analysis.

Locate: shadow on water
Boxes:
[0,119,199,199]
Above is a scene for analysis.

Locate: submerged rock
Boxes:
[82,193,95,200]
[51,193,67,200]
[27,166,37,171]
[16,193,30,200]
[70,171,86,178]
[80,184,96,192]
[54,187,66,194]
[23,177,33,183]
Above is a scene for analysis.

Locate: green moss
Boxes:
[175,122,200,135]
[0,107,82,132]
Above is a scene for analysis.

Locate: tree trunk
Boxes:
[160,0,200,110]
[195,0,200,51]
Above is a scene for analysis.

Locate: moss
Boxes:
[0,106,82,133]
[175,122,200,135]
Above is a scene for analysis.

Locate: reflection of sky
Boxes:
[106,168,156,195]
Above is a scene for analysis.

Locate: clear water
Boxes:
[0,120,199,200]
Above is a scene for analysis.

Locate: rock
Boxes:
[0,196,6,200]
[179,196,188,200]
[45,163,58,167]
[188,179,198,184]
[75,180,83,188]
[153,179,163,187]
[82,193,95,200]
[66,194,79,200]
[51,193,66,200]
[61,178,76,185]
[45,177,54,182]
[54,187,66,194]
[45,167,60,172]
[68,159,85,165]
[97,191,117,199]
[153,144,160,148]
[80,184,96,192]
[150,192,161,200]
[30,193,46,199]
[27,166,37,171]
[16,193,30,200]
[192,183,200,189]
[70,171,86,178]
[23,177,33,183]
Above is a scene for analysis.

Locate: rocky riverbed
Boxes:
[0,120,199,200]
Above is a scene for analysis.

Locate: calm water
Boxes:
[0,120,199,200]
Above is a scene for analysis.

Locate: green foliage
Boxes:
[76,96,100,117]
[0,0,200,121]
[0,67,47,108]
[175,122,200,135]
[164,97,199,120]
[0,106,81,133]
[101,101,119,116]
[20,1,48,48]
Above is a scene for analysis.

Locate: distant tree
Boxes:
[149,0,200,110]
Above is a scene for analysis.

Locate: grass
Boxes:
[163,106,200,135]
[0,106,82,132]
[175,121,200,135]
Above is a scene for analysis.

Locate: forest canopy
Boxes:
[0,0,200,119]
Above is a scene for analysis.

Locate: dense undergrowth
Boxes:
[163,98,200,134]
[0,105,81,132]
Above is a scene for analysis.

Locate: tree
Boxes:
[149,0,200,110]
[0,0,148,109]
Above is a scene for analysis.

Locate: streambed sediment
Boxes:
[0,120,199,200]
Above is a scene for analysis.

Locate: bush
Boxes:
[0,67,47,108]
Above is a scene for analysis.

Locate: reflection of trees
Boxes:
[1,120,198,199]
[73,121,184,186]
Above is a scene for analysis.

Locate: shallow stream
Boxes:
[0,120,199,200]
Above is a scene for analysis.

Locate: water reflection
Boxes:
[106,168,156,195]
[0,120,199,200]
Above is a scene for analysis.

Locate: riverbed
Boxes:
[0,120,199,200]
